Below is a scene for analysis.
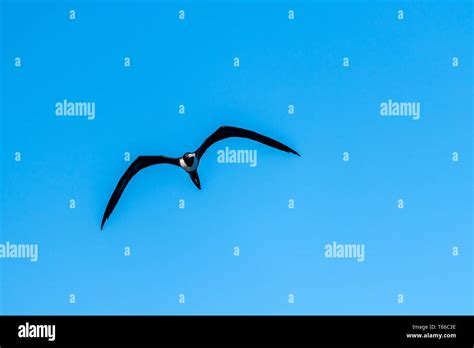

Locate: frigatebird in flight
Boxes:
[101,126,300,229]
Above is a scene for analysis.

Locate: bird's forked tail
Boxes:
[189,171,201,190]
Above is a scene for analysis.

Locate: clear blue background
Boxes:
[0,0,472,314]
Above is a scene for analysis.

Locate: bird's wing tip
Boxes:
[290,149,301,157]
[100,216,107,230]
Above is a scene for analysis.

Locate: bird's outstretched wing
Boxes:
[101,155,179,229]
[195,126,300,159]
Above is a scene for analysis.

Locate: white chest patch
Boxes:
[179,156,198,172]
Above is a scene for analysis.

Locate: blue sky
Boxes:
[0,0,472,314]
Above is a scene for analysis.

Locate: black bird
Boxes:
[101,125,300,229]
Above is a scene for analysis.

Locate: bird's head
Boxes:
[183,152,196,167]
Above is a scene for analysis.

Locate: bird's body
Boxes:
[101,125,300,229]
[179,153,198,172]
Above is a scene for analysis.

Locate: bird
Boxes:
[101,125,300,229]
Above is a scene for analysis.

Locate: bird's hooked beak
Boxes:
[189,171,201,190]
